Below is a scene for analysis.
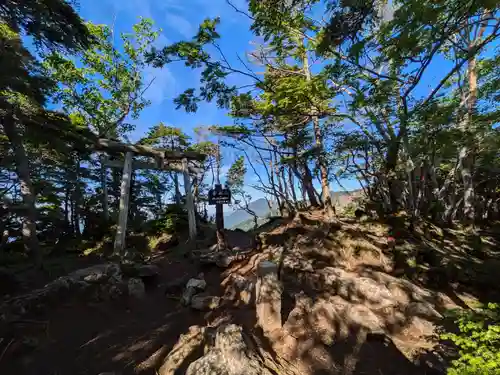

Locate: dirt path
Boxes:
[3,212,493,375]
[1,257,221,375]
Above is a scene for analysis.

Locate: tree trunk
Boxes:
[302,48,333,218]
[292,161,318,207]
[274,155,288,213]
[70,194,76,235]
[460,52,478,222]
[3,119,41,267]
[459,147,474,221]
[100,156,109,221]
[304,163,320,205]
[64,178,70,234]
[299,174,307,204]
[288,166,298,203]
[268,156,283,215]
[156,191,162,218]
[73,155,81,237]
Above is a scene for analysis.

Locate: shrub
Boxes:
[145,204,188,235]
[343,202,357,217]
[441,303,500,375]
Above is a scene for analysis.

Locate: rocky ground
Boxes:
[1,211,498,375]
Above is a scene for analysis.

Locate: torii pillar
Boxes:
[113,152,133,256]
[110,153,198,257]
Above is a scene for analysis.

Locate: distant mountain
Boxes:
[231,216,273,231]
[225,189,363,230]
[331,190,361,208]
[224,198,274,229]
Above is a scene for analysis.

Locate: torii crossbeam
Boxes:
[93,138,205,256]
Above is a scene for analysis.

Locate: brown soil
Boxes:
[2,210,499,375]
[0,255,222,375]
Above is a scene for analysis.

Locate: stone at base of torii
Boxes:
[256,260,282,333]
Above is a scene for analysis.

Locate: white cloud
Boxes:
[143,33,176,104]
[156,0,189,12]
[165,13,194,38]
[108,0,153,19]
[219,164,230,176]
[143,65,176,105]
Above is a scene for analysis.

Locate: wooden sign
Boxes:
[208,185,231,205]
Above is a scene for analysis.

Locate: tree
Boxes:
[0,0,92,266]
[1,0,93,51]
[44,18,160,220]
[226,156,258,229]
[147,12,339,218]
[141,123,191,205]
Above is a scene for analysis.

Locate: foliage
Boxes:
[1,0,499,269]
[226,156,246,193]
[0,0,93,51]
[145,204,189,235]
[146,17,236,112]
[441,304,500,375]
[44,18,159,137]
[342,202,357,217]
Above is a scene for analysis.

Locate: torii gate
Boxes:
[94,139,205,256]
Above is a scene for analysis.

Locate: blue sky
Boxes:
[77,0,282,200]
[78,0,251,141]
[74,0,498,205]
[76,0,363,202]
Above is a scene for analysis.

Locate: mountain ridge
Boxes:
[225,189,361,229]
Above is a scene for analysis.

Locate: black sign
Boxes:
[208,185,231,205]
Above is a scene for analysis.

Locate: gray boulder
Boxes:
[191,295,220,311]
[127,278,146,299]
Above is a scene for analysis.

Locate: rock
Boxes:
[84,273,108,284]
[186,278,207,290]
[69,263,121,281]
[164,275,192,295]
[344,304,383,332]
[225,275,255,305]
[158,325,206,375]
[127,278,145,299]
[406,301,442,320]
[181,287,196,306]
[0,262,127,322]
[155,233,179,251]
[181,274,206,305]
[282,293,314,339]
[320,267,394,308]
[121,262,160,278]
[107,284,124,300]
[50,277,71,290]
[200,247,254,268]
[136,264,160,277]
[216,254,234,268]
[185,324,273,375]
[281,254,314,273]
[121,263,160,289]
[123,249,145,263]
[191,294,220,310]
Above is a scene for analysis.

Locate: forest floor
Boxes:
[1,210,500,375]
